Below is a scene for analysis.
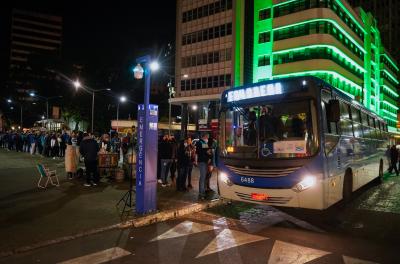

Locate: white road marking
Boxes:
[343,255,379,264]
[150,220,216,241]
[57,247,131,264]
[267,240,329,264]
[196,228,268,258]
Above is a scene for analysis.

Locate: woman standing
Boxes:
[65,133,77,179]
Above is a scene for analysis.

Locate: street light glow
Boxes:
[41,115,45,120]
[29,92,35,97]
[191,105,198,111]
[120,96,127,103]
[183,74,189,78]
[149,61,160,71]
[7,99,12,103]
[73,80,81,89]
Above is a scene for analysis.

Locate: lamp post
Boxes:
[73,80,110,133]
[116,96,127,132]
[29,92,63,119]
[6,99,23,128]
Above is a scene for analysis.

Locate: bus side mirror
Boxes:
[327,99,340,123]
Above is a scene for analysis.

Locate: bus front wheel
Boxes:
[343,169,353,204]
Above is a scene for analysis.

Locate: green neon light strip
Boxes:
[382,85,399,98]
[388,127,399,133]
[273,70,361,98]
[382,109,398,118]
[383,100,399,110]
[384,116,398,123]
[382,53,400,72]
[334,0,366,34]
[274,18,366,53]
[273,44,365,72]
[382,69,400,85]
[274,0,298,7]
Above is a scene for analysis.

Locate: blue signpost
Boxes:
[134,55,158,214]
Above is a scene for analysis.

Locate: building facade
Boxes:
[348,0,400,63]
[8,9,63,97]
[174,0,399,133]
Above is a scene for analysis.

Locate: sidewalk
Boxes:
[0,149,220,256]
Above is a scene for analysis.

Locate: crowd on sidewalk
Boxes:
[0,128,218,200]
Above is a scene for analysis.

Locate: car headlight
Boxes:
[292,175,316,192]
[219,172,233,186]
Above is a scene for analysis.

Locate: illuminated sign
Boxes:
[227,83,282,102]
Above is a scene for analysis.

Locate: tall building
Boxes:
[8,9,63,96]
[348,0,400,63]
[174,0,399,133]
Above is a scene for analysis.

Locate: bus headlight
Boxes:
[292,176,316,192]
[220,172,233,186]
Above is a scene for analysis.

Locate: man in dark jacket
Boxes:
[80,133,100,186]
[159,134,173,187]
[389,145,399,176]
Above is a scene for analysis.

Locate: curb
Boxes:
[0,198,225,259]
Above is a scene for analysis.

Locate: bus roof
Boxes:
[221,76,385,123]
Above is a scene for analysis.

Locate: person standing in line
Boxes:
[205,137,217,192]
[176,138,191,192]
[186,137,195,189]
[389,145,399,176]
[195,133,210,200]
[159,134,173,187]
[80,133,100,186]
[169,135,178,186]
[29,131,36,155]
[65,136,77,180]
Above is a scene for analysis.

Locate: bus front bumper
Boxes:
[218,176,325,209]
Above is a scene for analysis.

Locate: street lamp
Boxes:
[149,61,160,71]
[116,96,127,132]
[29,93,63,120]
[7,99,12,103]
[72,79,111,133]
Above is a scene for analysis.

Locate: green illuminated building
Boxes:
[234,0,399,132]
[174,0,398,133]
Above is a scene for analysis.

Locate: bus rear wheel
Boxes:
[343,169,353,205]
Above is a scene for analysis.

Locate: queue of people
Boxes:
[1,128,218,199]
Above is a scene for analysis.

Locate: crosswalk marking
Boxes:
[343,255,379,264]
[267,240,330,264]
[58,247,131,264]
[151,220,216,241]
[196,228,268,258]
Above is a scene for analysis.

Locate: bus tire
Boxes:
[343,169,353,205]
[376,159,384,184]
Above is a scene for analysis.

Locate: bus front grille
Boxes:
[235,192,292,204]
[226,165,301,177]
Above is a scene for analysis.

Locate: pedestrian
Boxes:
[195,133,210,200]
[65,138,77,180]
[28,131,36,155]
[389,145,399,176]
[50,134,59,159]
[176,138,190,192]
[169,135,178,186]
[159,134,173,187]
[79,133,100,186]
[186,137,195,189]
[385,145,391,171]
[205,137,217,192]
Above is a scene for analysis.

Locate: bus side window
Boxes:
[360,111,370,138]
[350,106,363,138]
[321,90,338,134]
[339,101,353,137]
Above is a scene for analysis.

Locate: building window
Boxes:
[182,23,232,46]
[259,8,271,20]
[258,55,270,66]
[258,31,271,43]
[182,0,233,23]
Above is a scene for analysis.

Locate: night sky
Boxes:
[0,1,177,87]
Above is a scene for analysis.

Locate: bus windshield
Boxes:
[221,99,319,159]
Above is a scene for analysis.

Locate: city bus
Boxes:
[218,76,389,209]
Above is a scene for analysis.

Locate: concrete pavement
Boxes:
[0,149,219,256]
[0,210,396,263]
